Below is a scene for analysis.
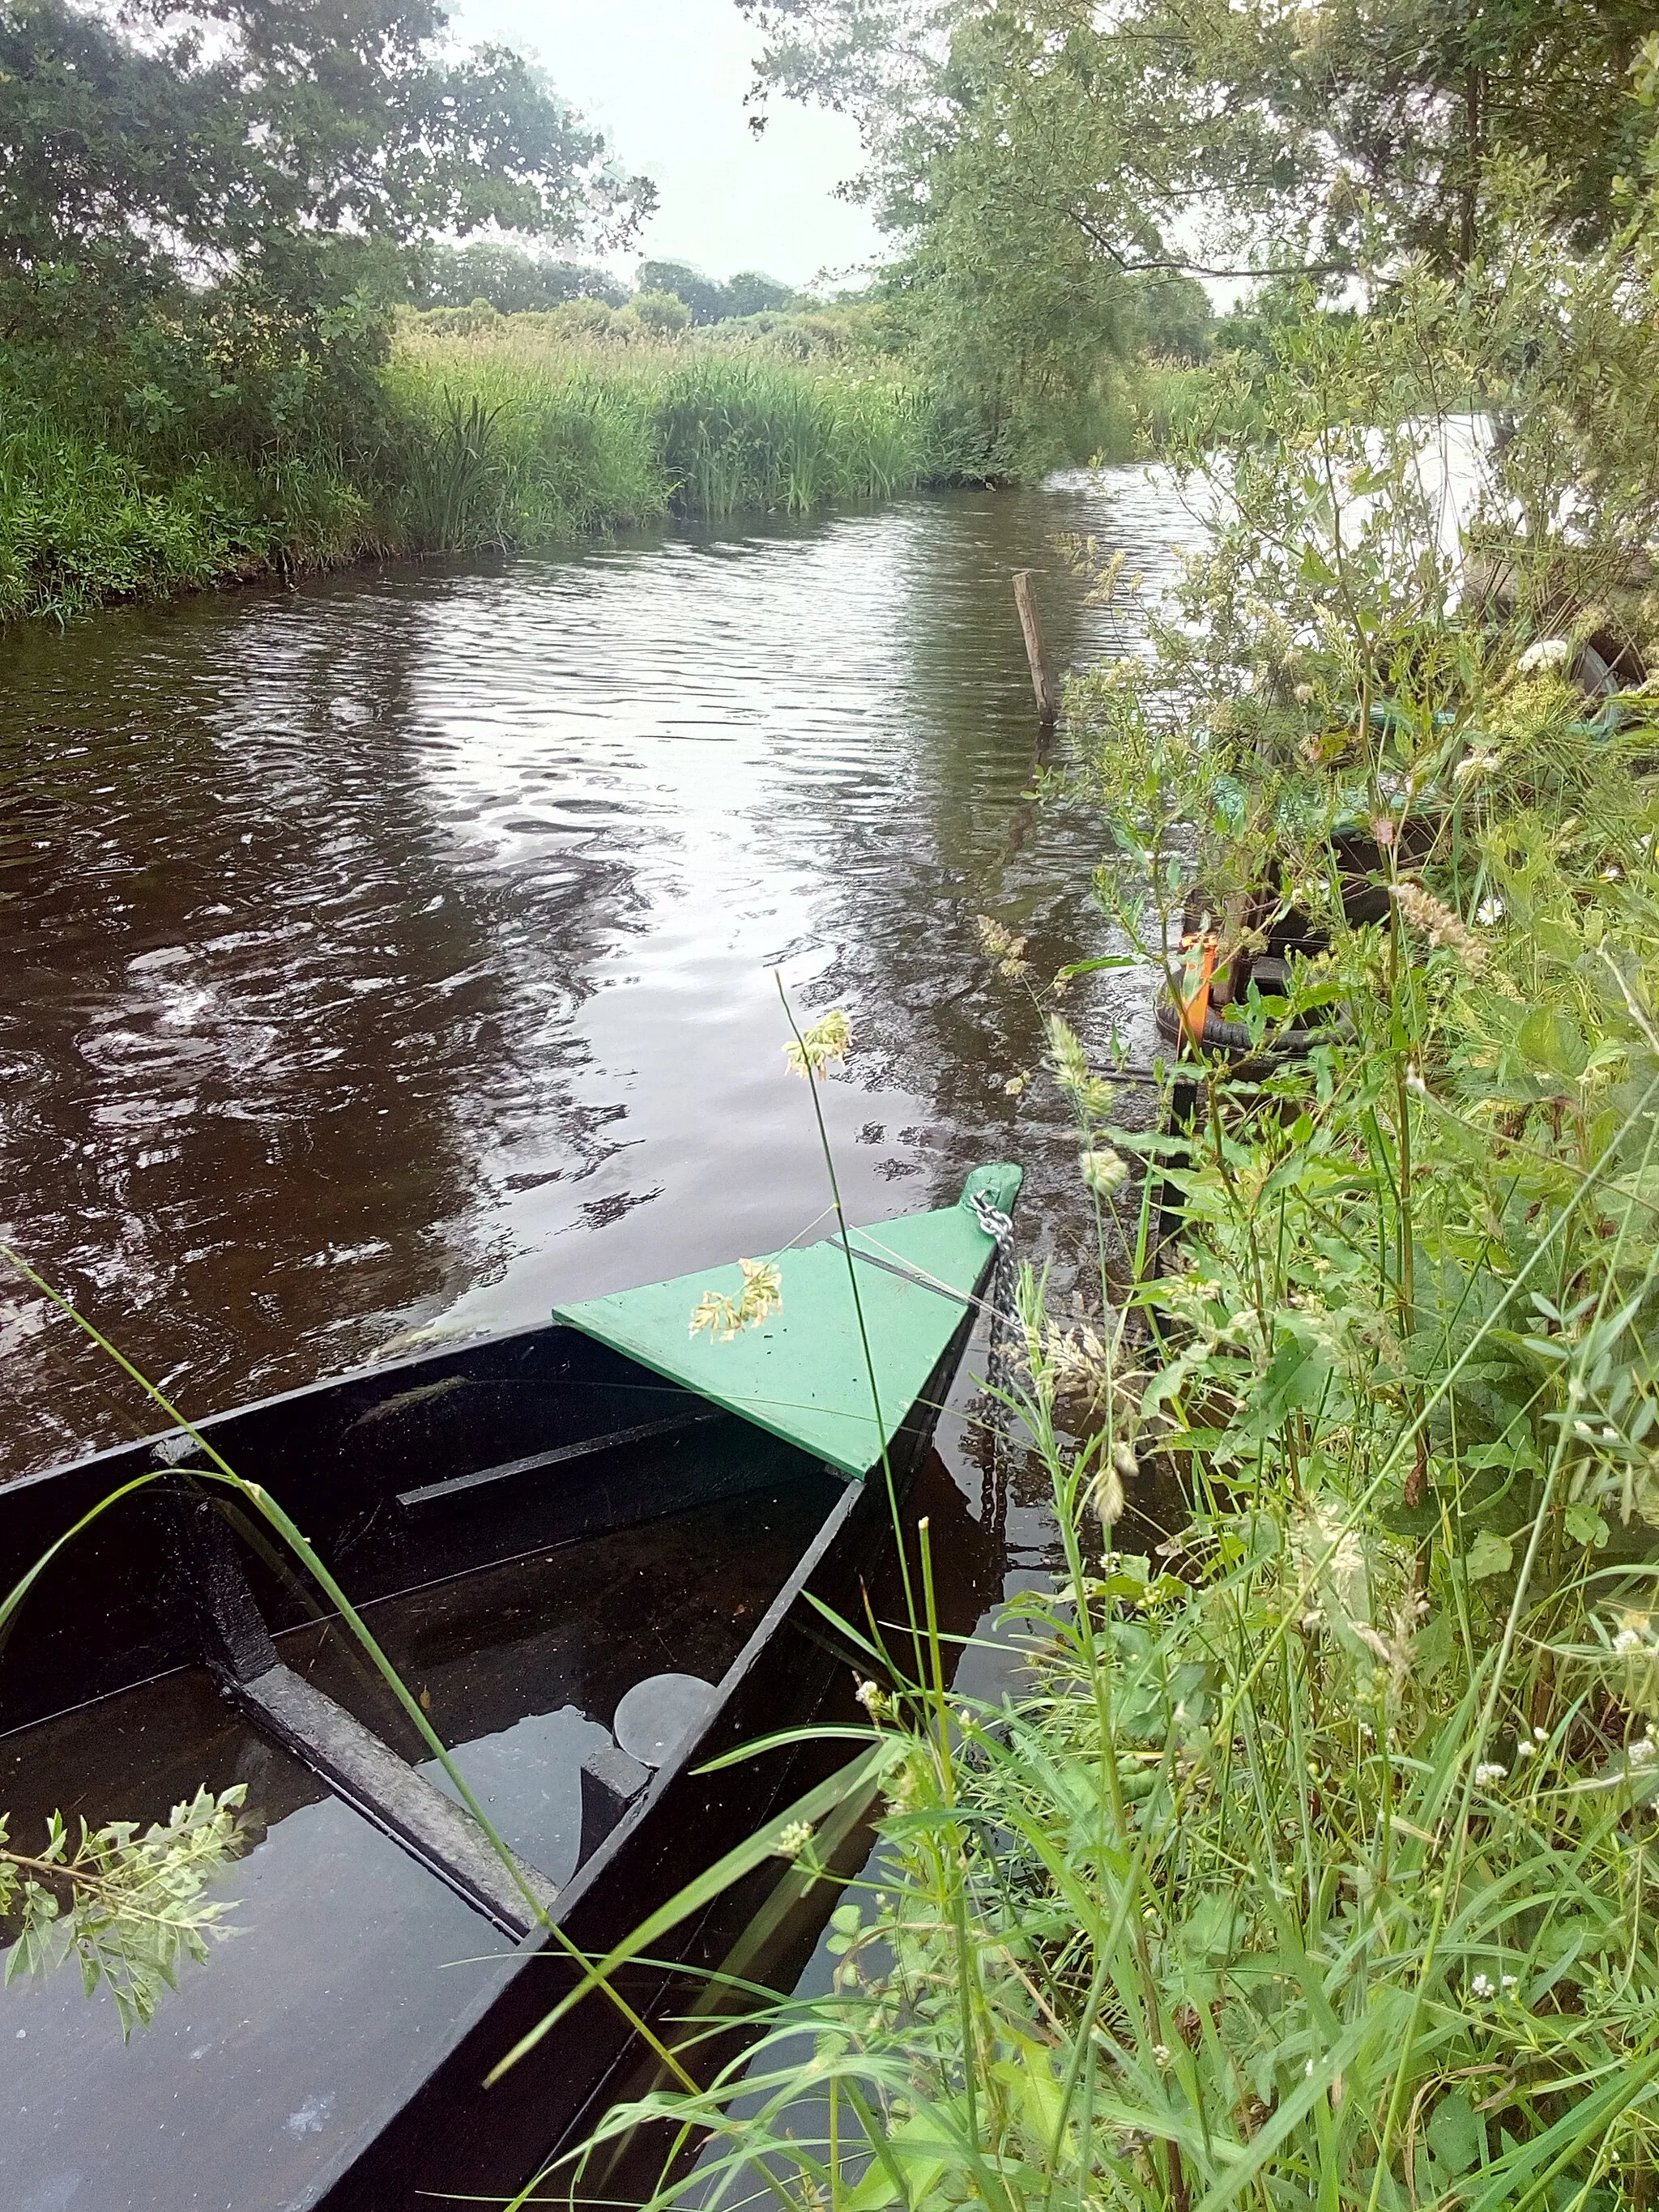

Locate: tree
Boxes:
[635,258,731,322]
[735,0,1654,462]
[411,243,627,313]
[1128,271,1213,364]
[723,269,795,317]
[634,258,795,322]
[0,0,651,333]
[738,0,1656,271]
[628,287,693,336]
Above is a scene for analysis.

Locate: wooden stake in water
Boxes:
[1012,569,1059,727]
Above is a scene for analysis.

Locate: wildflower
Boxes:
[1033,1316,1111,1404]
[1469,1972,1495,2000]
[1046,1014,1092,1096]
[784,1009,853,1080]
[855,1679,889,1718]
[1405,1063,1427,1095]
[1454,749,1501,782]
[1515,1739,1533,1758]
[1392,880,1483,965]
[1152,2044,1172,2070]
[1533,1725,1547,1741]
[1090,1456,1126,1528]
[1602,865,1623,883]
[1475,897,1505,927]
[1474,1762,1507,1785]
[1081,1145,1128,1196]
[1613,1627,1645,1656]
[975,914,1030,980]
[1517,637,1570,673]
[1502,1975,1520,1995]
[1293,682,1314,704]
[1630,1737,1657,1767]
[689,1257,783,1341]
[774,1821,815,1860]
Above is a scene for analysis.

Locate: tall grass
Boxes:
[0,407,373,625]
[526,214,1659,2212]
[557,707,1659,2212]
[0,315,978,622]
[386,317,945,538]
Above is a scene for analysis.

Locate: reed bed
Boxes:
[0,319,962,622]
[386,321,945,543]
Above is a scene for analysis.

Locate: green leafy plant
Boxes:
[517,160,1659,2212]
[2,1784,246,2039]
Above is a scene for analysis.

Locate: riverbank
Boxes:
[0,333,904,627]
[0,306,1206,629]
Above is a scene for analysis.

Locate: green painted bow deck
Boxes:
[556,1163,1022,1476]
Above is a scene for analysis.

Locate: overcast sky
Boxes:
[451,0,887,288]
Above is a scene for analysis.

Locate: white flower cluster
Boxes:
[1468,1972,1521,2002]
[1517,637,1570,673]
[1474,1761,1508,1785]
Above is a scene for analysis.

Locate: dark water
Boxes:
[0,470,1202,1485]
[0,473,1209,2210]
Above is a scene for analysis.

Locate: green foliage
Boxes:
[636,258,797,325]
[409,244,627,315]
[747,0,1652,269]
[0,0,645,333]
[2,1785,246,2039]
[0,0,663,619]
[740,0,1657,451]
[546,173,1659,2212]
[0,401,373,623]
[386,316,983,539]
[630,288,695,339]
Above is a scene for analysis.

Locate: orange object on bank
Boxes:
[1177,932,1218,1048]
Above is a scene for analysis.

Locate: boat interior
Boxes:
[0,1320,851,2212]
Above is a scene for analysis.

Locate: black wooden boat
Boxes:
[0,1164,1020,2212]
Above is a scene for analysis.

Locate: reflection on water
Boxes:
[0,472,1205,1481]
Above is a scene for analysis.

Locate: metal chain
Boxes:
[970,1191,1019,1527]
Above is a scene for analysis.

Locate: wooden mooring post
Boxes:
[1012,569,1059,728]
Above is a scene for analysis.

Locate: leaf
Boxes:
[1255,1328,1336,1424]
[1465,1530,1513,1580]
[1563,1503,1610,1548]
[484,1747,894,2085]
[1516,1005,1589,1080]
[1414,1611,1456,1680]
[1428,2090,1484,2176]
[841,2105,959,2212]
[1051,954,1140,979]
[989,2031,1067,2151]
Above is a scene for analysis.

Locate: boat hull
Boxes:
[0,1233,996,2207]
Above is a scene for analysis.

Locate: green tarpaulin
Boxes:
[555,1164,1021,1477]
